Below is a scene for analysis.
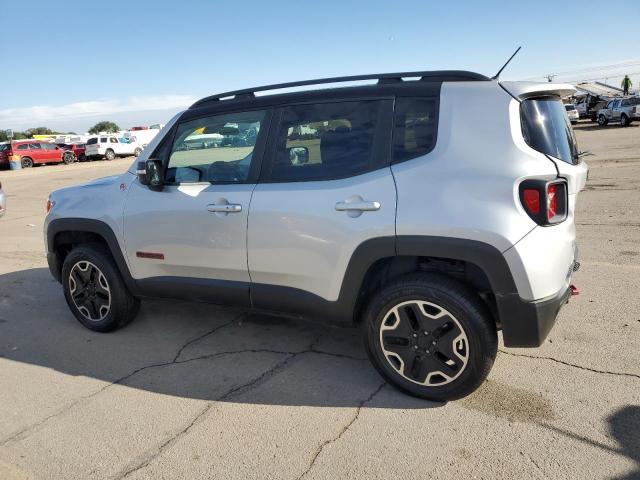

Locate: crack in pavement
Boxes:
[118,353,297,479]
[0,345,366,447]
[172,315,240,362]
[296,382,386,480]
[499,350,640,379]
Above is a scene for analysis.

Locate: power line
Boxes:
[522,60,640,81]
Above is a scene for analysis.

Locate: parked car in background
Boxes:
[575,94,611,121]
[5,140,72,168]
[0,142,10,169]
[0,181,5,217]
[597,97,640,127]
[85,136,143,160]
[123,128,161,148]
[564,104,579,124]
[57,143,87,162]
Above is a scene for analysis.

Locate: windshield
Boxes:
[521,97,579,165]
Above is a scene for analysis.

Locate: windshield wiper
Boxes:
[578,150,594,158]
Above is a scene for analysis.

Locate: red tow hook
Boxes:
[570,284,580,296]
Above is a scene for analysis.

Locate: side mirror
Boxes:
[137,159,164,191]
[288,146,309,165]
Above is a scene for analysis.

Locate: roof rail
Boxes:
[190,70,489,108]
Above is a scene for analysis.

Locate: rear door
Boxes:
[28,143,45,163]
[247,99,395,313]
[123,108,271,305]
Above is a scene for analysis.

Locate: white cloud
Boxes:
[0,95,197,130]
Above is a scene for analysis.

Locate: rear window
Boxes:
[87,138,98,145]
[564,104,576,111]
[393,98,438,163]
[521,97,579,165]
[0,144,9,151]
[622,98,640,106]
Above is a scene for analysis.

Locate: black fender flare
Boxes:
[46,218,138,294]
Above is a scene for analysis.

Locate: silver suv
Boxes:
[44,71,588,401]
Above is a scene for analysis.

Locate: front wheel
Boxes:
[598,115,608,127]
[104,149,115,161]
[133,147,142,157]
[363,273,497,401]
[61,245,140,332]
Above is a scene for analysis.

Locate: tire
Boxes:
[105,149,115,161]
[79,154,87,162]
[61,244,140,332]
[21,157,33,168]
[620,114,629,127]
[62,152,75,164]
[363,273,497,401]
[598,115,608,127]
[133,147,142,157]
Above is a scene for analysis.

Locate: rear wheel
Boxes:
[105,149,115,161]
[364,273,497,401]
[21,157,33,168]
[620,114,629,127]
[598,115,608,126]
[61,245,140,332]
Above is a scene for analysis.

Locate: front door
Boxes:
[123,108,270,306]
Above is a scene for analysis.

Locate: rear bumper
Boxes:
[499,286,571,347]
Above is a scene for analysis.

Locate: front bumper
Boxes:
[498,286,572,347]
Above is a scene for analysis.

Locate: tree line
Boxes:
[0,121,121,142]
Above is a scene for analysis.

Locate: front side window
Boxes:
[167,110,265,183]
[393,97,438,163]
[270,100,383,182]
[521,97,579,165]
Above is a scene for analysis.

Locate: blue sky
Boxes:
[1,0,639,132]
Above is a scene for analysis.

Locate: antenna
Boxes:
[492,46,522,80]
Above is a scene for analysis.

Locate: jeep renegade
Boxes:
[45,71,588,401]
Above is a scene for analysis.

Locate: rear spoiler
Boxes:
[500,81,577,101]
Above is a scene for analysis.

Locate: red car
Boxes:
[1,141,73,168]
[57,143,87,162]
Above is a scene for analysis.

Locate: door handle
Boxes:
[207,203,242,213]
[335,200,380,212]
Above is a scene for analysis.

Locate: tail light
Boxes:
[519,179,568,225]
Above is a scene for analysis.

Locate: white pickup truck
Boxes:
[85,135,143,160]
[597,97,640,127]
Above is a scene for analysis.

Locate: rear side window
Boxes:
[521,97,579,165]
[269,100,385,182]
[393,98,438,163]
[16,144,28,150]
[87,138,98,145]
[110,137,118,143]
